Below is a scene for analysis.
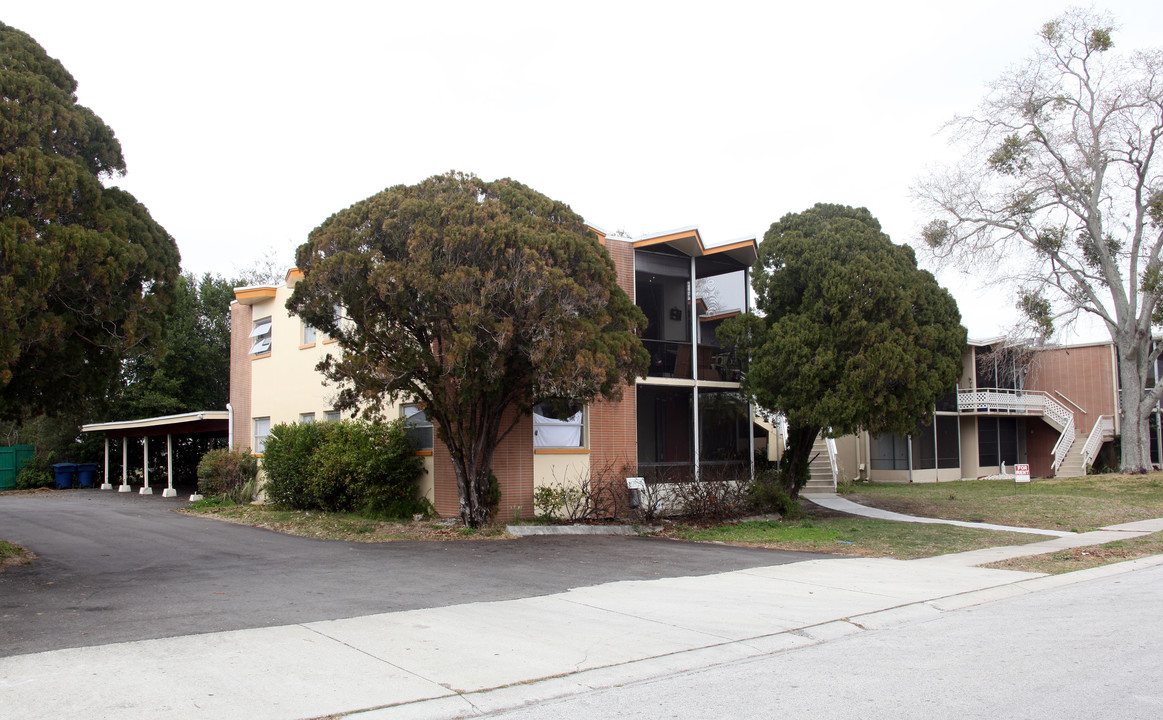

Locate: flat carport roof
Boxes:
[81,411,229,497]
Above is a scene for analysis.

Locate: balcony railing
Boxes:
[956,389,1072,428]
[957,388,1076,472]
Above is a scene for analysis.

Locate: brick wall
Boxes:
[430,409,535,519]
[589,238,638,511]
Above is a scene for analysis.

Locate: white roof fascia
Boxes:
[81,411,230,433]
[635,225,700,242]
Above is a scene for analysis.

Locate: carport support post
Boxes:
[162,433,177,497]
[100,438,113,490]
[139,436,153,495]
[118,437,131,493]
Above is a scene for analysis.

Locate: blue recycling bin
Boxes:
[76,463,99,488]
[52,463,78,489]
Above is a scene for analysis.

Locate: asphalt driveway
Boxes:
[0,491,824,657]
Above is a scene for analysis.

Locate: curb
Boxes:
[505,524,660,536]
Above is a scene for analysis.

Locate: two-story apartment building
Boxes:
[228,226,770,518]
[814,339,1120,487]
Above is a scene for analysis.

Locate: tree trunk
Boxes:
[783,423,821,499]
[1115,332,1154,474]
[450,438,495,529]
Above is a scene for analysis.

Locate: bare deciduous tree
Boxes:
[916,8,1163,472]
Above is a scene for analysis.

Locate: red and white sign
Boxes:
[1015,464,1031,483]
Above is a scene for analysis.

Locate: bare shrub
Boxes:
[670,465,751,520]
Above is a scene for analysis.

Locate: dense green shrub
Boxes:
[196,448,258,503]
[749,467,802,518]
[261,419,426,516]
[260,421,331,509]
[15,453,53,489]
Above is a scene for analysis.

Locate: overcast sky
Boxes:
[7,1,1162,342]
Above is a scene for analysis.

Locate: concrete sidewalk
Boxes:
[5,532,1163,720]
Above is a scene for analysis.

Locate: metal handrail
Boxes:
[1054,390,1088,414]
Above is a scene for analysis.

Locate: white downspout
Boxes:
[227,403,234,450]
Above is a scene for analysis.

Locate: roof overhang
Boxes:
[233,285,278,305]
[633,227,758,266]
[81,411,230,439]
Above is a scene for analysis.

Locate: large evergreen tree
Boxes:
[0,23,179,421]
[289,172,648,527]
[720,204,966,497]
[110,272,234,419]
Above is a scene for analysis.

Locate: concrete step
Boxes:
[1057,460,1087,478]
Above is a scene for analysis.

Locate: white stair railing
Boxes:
[825,437,838,486]
[1051,414,1075,473]
[1080,415,1116,469]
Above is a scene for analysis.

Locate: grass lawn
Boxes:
[983,531,1163,574]
[665,517,1044,559]
[0,539,34,572]
[180,503,513,542]
[843,471,1163,532]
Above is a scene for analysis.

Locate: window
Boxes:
[871,433,909,470]
[254,417,271,454]
[533,400,584,448]
[403,404,433,450]
[249,318,272,355]
[325,410,341,423]
[301,321,316,346]
[300,412,315,424]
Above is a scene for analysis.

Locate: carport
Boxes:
[81,411,229,498]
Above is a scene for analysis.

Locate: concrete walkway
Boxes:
[5,519,1163,720]
[801,492,1074,536]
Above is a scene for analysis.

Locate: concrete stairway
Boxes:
[1054,436,1089,478]
[803,434,836,492]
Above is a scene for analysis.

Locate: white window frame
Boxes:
[254,417,271,454]
[301,321,316,346]
[402,404,433,450]
[300,412,315,424]
[324,410,341,423]
[533,401,585,448]
[250,317,272,355]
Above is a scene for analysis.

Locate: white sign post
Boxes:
[1015,463,1031,484]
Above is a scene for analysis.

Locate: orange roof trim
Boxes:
[234,287,277,303]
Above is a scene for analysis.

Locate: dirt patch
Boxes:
[180,505,515,542]
[0,542,35,573]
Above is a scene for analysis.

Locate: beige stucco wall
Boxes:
[238,276,436,503]
[246,284,338,430]
[533,453,591,490]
